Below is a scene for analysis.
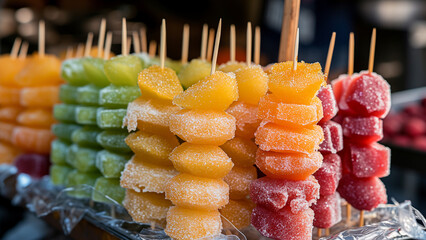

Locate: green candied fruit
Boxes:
[52,123,82,142]
[96,108,127,129]
[53,104,77,123]
[83,58,110,87]
[50,164,73,186]
[76,84,101,106]
[75,106,98,125]
[92,177,125,204]
[71,126,102,148]
[149,57,182,74]
[96,150,132,178]
[59,84,79,104]
[96,130,131,153]
[104,55,143,86]
[178,59,211,89]
[51,139,71,165]
[66,144,99,172]
[99,85,140,108]
[66,169,101,198]
[61,58,89,86]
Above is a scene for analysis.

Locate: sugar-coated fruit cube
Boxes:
[342,142,390,178]
[258,94,323,127]
[0,106,22,123]
[256,149,323,181]
[413,136,426,151]
[52,123,81,142]
[165,173,229,210]
[12,127,55,154]
[59,84,78,104]
[170,142,233,178]
[342,116,383,144]
[173,71,238,111]
[123,97,180,134]
[14,153,50,178]
[104,55,144,86]
[252,206,314,240]
[0,141,21,164]
[17,108,56,129]
[75,106,98,125]
[317,85,338,123]
[224,166,257,199]
[61,58,89,86]
[99,85,141,108]
[234,65,269,105]
[16,54,62,87]
[220,137,257,167]
[51,139,71,165]
[0,56,26,87]
[123,189,172,223]
[404,117,426,137]
[76,84,101,106]
[331,74,358,115]
[66,170,101,198]
[165,206,221,240]
[0,121,17,143]
[313,153,342,195]
[337,175,387,211]
[226,101,260,139]
[20,86,59,107]
[346,71,391,118]
[96,130,131,153]
[255,122,324,154]
[178,59,211,89]
[53,104,77,123]
[250,176,320,213]
[0,87,20,106]
[319,121,343,154]
[120,156,178,193]
[311,193,342,229]
[50,164,73,185]
[92,177,125,204]
[82,58,110,87]
[170,109,236,145]
[220,199,254,230]
[126,131,179,167]
[218,61,246,73]
[96,150,132,178]
[268,61,325,104]
[138,65,183,100]
[96,108,127,129]
[66,144,98,172]
[71,126,102,148]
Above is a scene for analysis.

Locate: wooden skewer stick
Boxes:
[104,31,113,60]
[368,28,376,73]
[210,19,222,75]
[181,24,190,64]
[201,24,208,60]
[317,228,322,237]
[65,46,73,59]
[97,18,106,58]
[84,32,94,57]
[122,18,127,56]
[292,28,299,71]
[325,228,330,236]
[246,22,252,66]
[160,19,166,69]
[278,0,300,62]
[76,44,84,58]
[324,32,336,82]
[19,42,29,59]
[230,24,236,62]
[254,26,261,65]
[10,38,22,59]
[140,26,147,53]
[133,31,141,53]
[149,40,157,57]
[359,210,365,227]
[127,37,132,55]
[39,20,45,57]
[348,32,354,76]
[346,203,352,225]
[207,28,215,61]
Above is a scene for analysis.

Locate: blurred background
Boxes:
[0,0,426,239]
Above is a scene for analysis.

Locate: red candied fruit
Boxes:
[404,118,426,137]
[14,153,50,178]
[313,153,342,196]
[342,116,383,144]
[317,85,338,124]
[319,121,343,154]
[312,193,342,229]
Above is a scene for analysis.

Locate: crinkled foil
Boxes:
[1,164,425,240]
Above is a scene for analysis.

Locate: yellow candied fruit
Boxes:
[178,59,211,89]
[138,65,183,101]
[0,56,26,87]
[173,71,238,111]
[218,61,246,73]
[220,199,255,230]
[268,61,325,104]
[125,131,179,167]
[224,166,257,199]
[165,206,221,240]
[220,136,257,167]
[170,142,233,179]
[235,65,269,105]
[165,173,229,210]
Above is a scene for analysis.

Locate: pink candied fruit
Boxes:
[319,121,343,154]
[331,74,358,116]
[392,135,411,147]
[313,153,342,196]
[413,136,426,152]
[346,71,391,118]
[342,116,383,144]
[250,176,319,214]
[14,153,50,178]
[312,192,342,229]
[252,206,314,240]
[337,174,387,211]
[383,113,404,136]
[404,117,426,137]
[318,85,338,124]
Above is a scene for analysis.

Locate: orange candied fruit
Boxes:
[12,126,55,154]
[224,166,257,199]
[220,199,255,230]
[220,136,257,167]
[226,101,261,139]
[17,108,56,129]
[15,54,62,87]
[0,106,23,123]
[0,87,21,106]
[20,86,60,108]
[0,141,21,164]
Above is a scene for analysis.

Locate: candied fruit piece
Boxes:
[96,150,132,178]
[224,166,257,199]
[99,85,141,108]
[104,55,144,86]
[218,61,246,73]
[14,153,50,178]
[0,121,17,143]
[312,193,342,229]
[0,87,21,106]
[342,116,383,144]
[123,189,172,223]
[12,127,55,154]
[83,58,110,87]
[226,101,261,139]
[0,106,22,123]
[16,54,62,87]
[235,65,269,105]
[319,121,343,154]
[178,59,211,89]
[220,137,257,167]
[220,199,254,230]
[66,144,98,172]
[97,130,131,153]
[76,84,101,106]
[317,85,338,123]
[50,164,73,185]
[53,104,77,123]
[92,177,125,204]
[61,58,89,86]
[0,141,21,164]
[313,153,342,195]
[51,139,71,165]
[96,108,127,130]
[0,56,26,87]
[66,170,101,198]
[17,108,56,129]
[138,65,183,100]
[21,86,60,108]
[59,84,78,104]
[76,106,98,125]
[51,123,81,142]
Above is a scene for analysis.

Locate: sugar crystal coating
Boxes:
[220,199,255,230]
[138,65,183,101]
[226,101,260,139]
[317,85,338,124]
[123,189,172,223]
[220,136,257,167]
[96,150,131,178]
[342,116,383,144]
[319,121,343,154]
[331,74,358,115]
[224,166,257,200]
[234,65,269,105]
[313,153,342,195]
[218,61,246,73]
[312,192,342,228]
[178,59,211,89]
[92,177,125,204]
